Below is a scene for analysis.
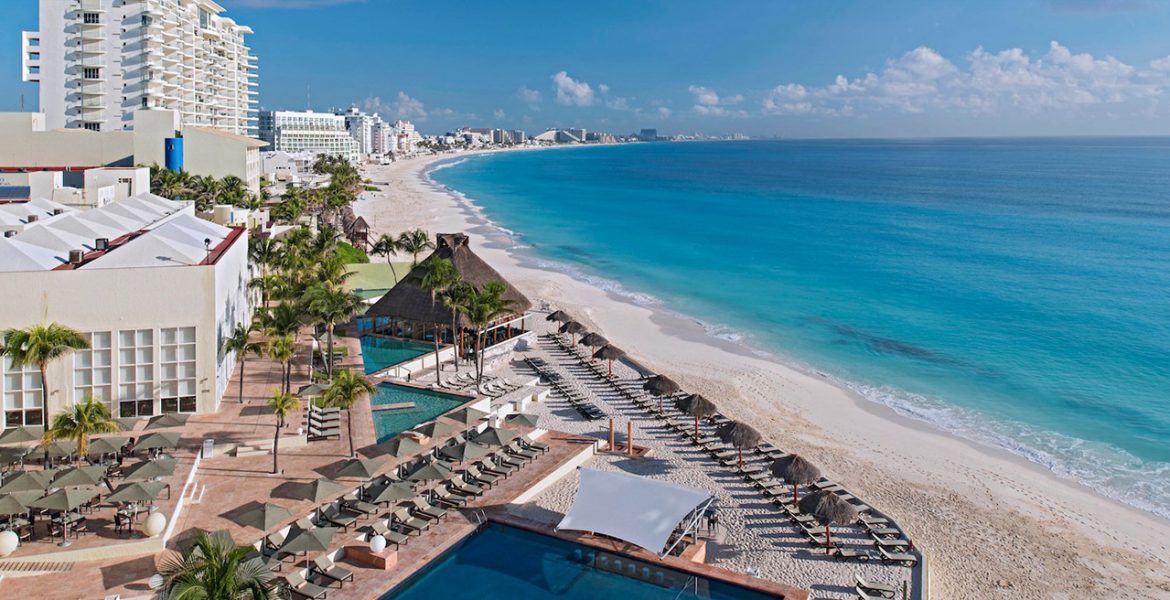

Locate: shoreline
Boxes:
[354,150,1170,598]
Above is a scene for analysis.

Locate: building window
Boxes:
[83,122,101,131]
[159,327,196,414]
[83,12,101,24]
[118,329,154,418]
[74,332,112,411]
[3,357,43,428]
[142,97,149,108]
[29,66,40,75]
[83,67,100,80]
[27,38,39,47]
[28,52,39,61]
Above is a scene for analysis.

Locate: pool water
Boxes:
[381,523,779,600]
[371,383,468,443]
[360,336,433,374]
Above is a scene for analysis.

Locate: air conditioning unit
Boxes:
[3,230,16,238]
[26,214,38,223]
[53,208,65,215]
[69,249,85,264]
[95,237,109,251]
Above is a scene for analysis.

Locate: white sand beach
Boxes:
[353,151,1170,599]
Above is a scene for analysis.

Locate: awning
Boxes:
[556,468,713,556]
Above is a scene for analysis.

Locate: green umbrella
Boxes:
[0,471,52,494]
[335,457,384,480]
[115,418,141,432]
[297,383,329,398]
[105,481,167,504]
[279,526,338,555]
[413,421,459,439]
[122,458,177,481]
[444,407,489,427]
[438,441,490,464]
[504,413,540,428]
[136,432,182,450]
[231,502,295,531]
[375,436,422,458]
[289,478,346,504]
[366,481,415,505]
[0,446,32,465]
[0,494,30,516]
[407,459,453,483]
[0,426,43,445]
[40,440,78,459]
[473,426,519,448]
[87,437,128,456]
[29,487,97,512]
[144,414,190,430]
[51,465,107,488]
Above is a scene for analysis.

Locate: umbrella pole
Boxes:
[738,447,743,469]
[694,415,699,441]
[825,524,831,554]
[608,418,614,451]
[627,421,633,456]
[608,358,613,377]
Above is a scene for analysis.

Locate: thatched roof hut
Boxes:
[365,233,532,327]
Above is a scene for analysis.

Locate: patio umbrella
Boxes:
[136,432,182,451]
[407,458,453,483]
[121,458,177,481]
[289,478,346,504]
[105,481,167,504]
[144,413,189,430]
[115,418,141,432]
[643,374,681,413]
[771,455,821,504]
[375,436,422,458]
[366,481,415,505]
[413,420,459,439]
[86,437,128,456]
[503,413,540,428]
[716,421,761,469]
[473,426,518,448]
[0,494,30,516]
[545,310,572,323]
[0,470,51,494]
[0,446,32,466]
[675,394,719,440]
[230,502,294,532]
[297,383,329,399]
[444,407,489,427]
[40,440,78,460]
[558,321,586,345]
[798,490,858,553]
[0,426,43,445]
[30,487,98,546]
[279,525,338,555]
[51,465,107,488]
[593,345,626,377]
[335,457,384,480]
[438,441,490,464]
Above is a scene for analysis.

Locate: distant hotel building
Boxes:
[639,128,658,141]
[22,0,259,135]
[258,110,361,164]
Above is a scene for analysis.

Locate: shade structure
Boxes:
[375,436,422,458]
[675,394,719,439]
[557,469,714,557]
[592,345,626,377]
[51,466,107,488]
[335,457,385,480]
[413,420,459,439]
[105,481,167,504]
[578,332,608,348]
[136,431,182,450]
[407,459,453,483]
[40,440,78,459]
[0,446,32,464]
[444,407,489,427]
[558,321,586,336]
[144,413,190,430]
[86,437,128,456]
[279,526,338,555]
[0,494,29,516]
[438,441,490,463]
[643,374,681,413]
[231,502,295,531]
[289,478,346,504]
[366,481,415,505]
[503,413,540,428]
[121,458,177,481]
[297,383,329,398]
[545,310,572,323]
[472,426,518,448]
[798,490,859,552]
[115,418,141,432]
[0,426,43,445]
[716,421,761,468]
[29,488,97,512]
[0,471,52,494]
[771,455,821,503]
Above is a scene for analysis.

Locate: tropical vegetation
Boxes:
[42,394,120,461]
[223,325,262,404]
[322,369,376,457]
[0,323,90,427]
[155,530,274,600]
[150,166,259,213]
[265,391,299,475]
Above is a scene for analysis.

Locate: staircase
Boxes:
[0,560,74,578]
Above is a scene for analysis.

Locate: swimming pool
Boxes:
[371,383,469,443]
[380,523,781,600]
[360,336,433,374]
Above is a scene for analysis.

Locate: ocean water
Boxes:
[429,139,1170,517]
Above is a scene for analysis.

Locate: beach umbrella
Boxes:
[643,374,681,413]
[375,436,422,459]
[438,441,490,464]
[105,481,167,504]
[444,407,489,427]
[716,421,761,469]
[144,413,189,430]
[503,413,540,429]
[40,440,78,459]
[136,431,182,451]
[579,333,608,362]
[0,471,51,494]
[0,494,29,516]
[558,321,586,345]
[413,420,459,440]
[771,455,821,504]
[545,310,572,323]
[0,426,43,445]
[0,446,32,466]
[297,383,329,399]
[51,465,106,488]
[230,502,294,532]
[121,458,177,481]
[30,487,98,545]
[593,345,626,377]
[114,418,141,433]
[798,490,858,553]
[366,481,415,505]
[289,478,346,505]
[279,526,338,555]
[473,426,518,448]
[335,457,384,480]
[675,394,719,440]
[86,437,128,456]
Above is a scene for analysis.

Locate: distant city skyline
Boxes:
[6,0,1170,137]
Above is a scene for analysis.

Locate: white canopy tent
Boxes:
[556,468,714,557]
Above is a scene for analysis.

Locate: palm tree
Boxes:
[266,335,296,395]
[440,282,473,373]
[322,369,375,457]
[370,234,401,285]
[396,228,434,267]
[223,325,262,404]
[42,395,119,462]
[265,391,299,475]
[457,282,515,393]
[420,258,459,384]
[151,166,193,201]
[248,237,281,306]
[302,283,363,380]
[259,303,303,338]
[155,530,274,600]
[1,324,90,426]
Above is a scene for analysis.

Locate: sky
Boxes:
[5,0,1170,137]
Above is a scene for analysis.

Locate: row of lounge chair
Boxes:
[435,372,525,397]
[524,355,605,420]
[307,406,341,441]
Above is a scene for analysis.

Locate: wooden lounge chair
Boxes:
[874,538,910,550]
[493,451,526,470]
[391,507,430,534]
[465,465,500,487]
[312,556,353,587]
[856,587,892,600]
[855,575,896,598]
[285,570,329,600]
[409,497,448,521]
[878,546,918,566]
[866,527,902,540]
[831,547,870,562]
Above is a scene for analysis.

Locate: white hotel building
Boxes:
[22,0,258,135]
[0,193,250,427]
[258,110,362,164]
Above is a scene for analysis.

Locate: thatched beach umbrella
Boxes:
[578,333,608,362]
[771,455,821,504]
[504,413,540,428]
[231,502,294,532]
[0,426,43,445]
[376,436,422,459]
[546,310,572,323]
[675,394,718,440]
[144,413,189,430]
[643,374,681,413]
[593,345,626,377]
[716,420,761,469]
[335,457,384,480]
[798,490,858,553]
[559,321,586,345]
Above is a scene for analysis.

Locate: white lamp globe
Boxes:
[144,511,167,537]
[369,534,387,553]
[0,530,18,557]
[149,574,166,590]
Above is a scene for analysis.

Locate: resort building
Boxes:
[338,105,386,157]
[258,110,362,164]
[0,193,250,427]
[22,0,259,135]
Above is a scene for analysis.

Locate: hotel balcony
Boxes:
[77,80,105,96]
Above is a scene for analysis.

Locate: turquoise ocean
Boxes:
[428,140,1170,517]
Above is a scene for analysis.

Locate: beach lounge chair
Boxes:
[367,521,409,549]
[858,515,889,528]
[391,508,430,535]
[866,527,902,540]
[493,451,527,469]
[506,441,539,461]
[320,505,360,531]
[448,478,485,496]
[520,435,549,454]
[874,538,910,550]
[285,570,329,600]
[433,487,469,507]
[855,575,896,598]
[831,547,870,562]
[856,587,893,600]
[877,546,918,567]
[466,465,501,487]
[410,497,448,521]
[479,457,516,477]
[312,556,354,587]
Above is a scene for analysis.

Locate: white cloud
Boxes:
[552,71,595,107]
[517,86,543,108]
[687,85,748,117]
[363,92,428,120]
[763,41,1170,117]
[657,107,672,119]
[598,83,610,94]
[493,108,506,120]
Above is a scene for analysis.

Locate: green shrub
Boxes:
[336,241,369,264]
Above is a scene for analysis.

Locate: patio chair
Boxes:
[877,546,918,567]
[465,465,501,487]
[855,575,896,598]
[409,497,448,521]
[366,520,409,549]
[433,487,468,508]
[320,505,360,531]
[284,570,329,600]
[448,478,485,497]
[831,547,870,562]
[390,507,430,535]
[312,555,354,587]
